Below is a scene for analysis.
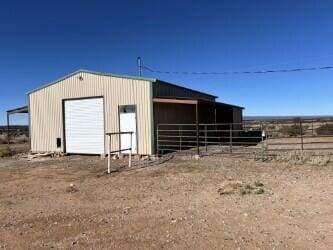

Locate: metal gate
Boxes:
[157,119,333,159]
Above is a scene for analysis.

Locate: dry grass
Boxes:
[278,124,309,137]
[218,180,265,195]
[274,151,331,166]
[0,147,12,157]
[0,134,28,144]
[0,135,7,144]
[0,143,29,158]
[316,123,333,135]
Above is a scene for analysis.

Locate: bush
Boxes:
[0,147,12,157]
[0,137,6,144]
[0,133,29,144]
[316,123,333,135]
[14,134,28,144]
[275,151,331,166]
[279,124,308,137]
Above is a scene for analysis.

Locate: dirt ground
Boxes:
[0,149,332,249]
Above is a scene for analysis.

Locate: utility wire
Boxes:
[141,65,333,75]
[241,53,333,71]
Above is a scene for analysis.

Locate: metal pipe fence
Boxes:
[157,118,333,159]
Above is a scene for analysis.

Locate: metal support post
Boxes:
[261,130,265,161]
[229,124,233,154]
[300,120,304,151]
[196,102,199,156]
[205,125,207,152]
[129,132,132,168]
[179,126,182,151]
[7,113,10,145]
[107,135,111,174]
[156,125,159,156]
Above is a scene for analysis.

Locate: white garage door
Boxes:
[64,98,104,154]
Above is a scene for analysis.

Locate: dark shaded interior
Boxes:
[153,100,243,154]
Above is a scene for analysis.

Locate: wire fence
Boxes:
[157,118,333,159]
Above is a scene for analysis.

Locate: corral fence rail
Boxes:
[157,118,333,159]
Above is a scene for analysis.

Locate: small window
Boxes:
[119,105,136,113]
[56,138,61,148]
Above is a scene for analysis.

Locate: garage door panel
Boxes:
[64,98,104,154]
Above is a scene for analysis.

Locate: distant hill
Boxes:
[244,115,333,121]
[0,125,28,130]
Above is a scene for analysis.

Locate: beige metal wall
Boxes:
[153,80,216,101]
[28,72,154,155]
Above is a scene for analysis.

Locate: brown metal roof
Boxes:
[6,106,28,114]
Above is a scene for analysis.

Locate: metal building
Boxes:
[23,69,243,155]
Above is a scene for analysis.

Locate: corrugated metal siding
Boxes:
[153,80,216,101]
[29,72,153,155]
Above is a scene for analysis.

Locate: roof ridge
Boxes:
[26,69,156,95]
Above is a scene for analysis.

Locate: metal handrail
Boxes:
[106,131,134,174]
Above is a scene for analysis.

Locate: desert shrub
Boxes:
[0,132,29,144]
[279,124,309,137]
[0,126,29,141]
[275,151,331,166]
[0,147,12,157]
[267,124,276,130]
[14,134,28,144]
[218,181,265,195]
[0,137,6,144]
[316,123,333,135]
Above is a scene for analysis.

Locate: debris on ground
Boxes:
[25,152,66,161]
[123,207,131,215]
[218,180,265,196]
[141,155,150,161]
[65,184,79,193]
[27,153,53,161]
[254,180,264,187]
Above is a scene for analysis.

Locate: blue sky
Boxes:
[1,0,333,125]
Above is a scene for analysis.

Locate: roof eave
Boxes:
[26,69,157,95]
[6,105,29,114]
[155,80,218,99]
[215,101,245,109]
